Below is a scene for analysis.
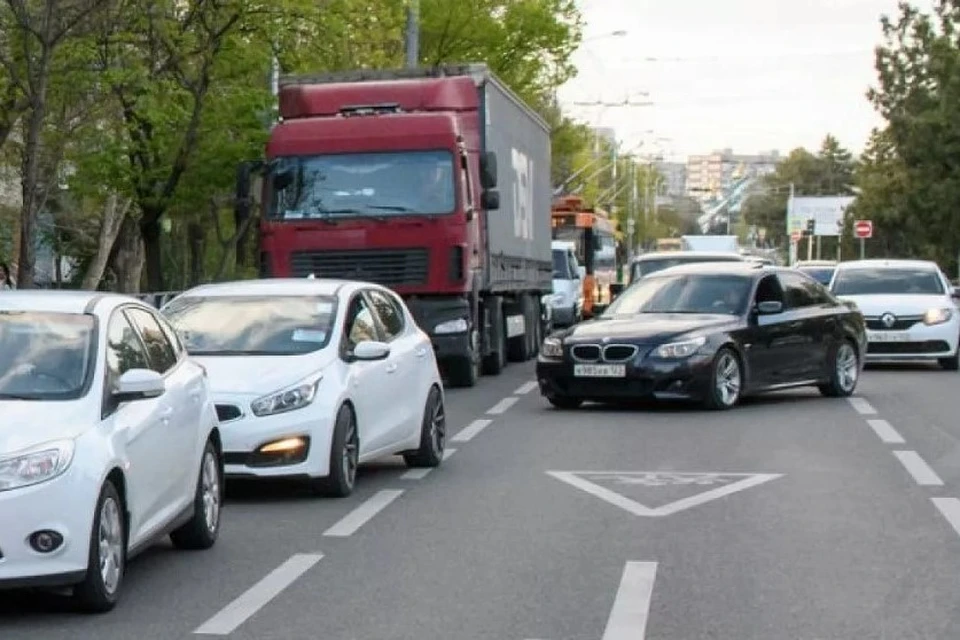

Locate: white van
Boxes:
[548,241,584,327]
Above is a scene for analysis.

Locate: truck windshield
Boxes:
[267,150,457,220]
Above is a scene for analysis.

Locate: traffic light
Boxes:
[803,218,815,236]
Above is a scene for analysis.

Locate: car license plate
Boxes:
[867,331,910,343]
[573,364,626,378]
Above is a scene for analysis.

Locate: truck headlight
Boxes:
[924,307,953,326]
[541,337,563,358]
[654,336,707,359]
[0,440,75,492]
[434,318,469,334]
[251,375,322,417]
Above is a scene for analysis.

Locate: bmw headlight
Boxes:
[0,440,75,492]
[542,337,563,358]
[251,374,322,417]
[434,318,468,334]
[654,336,707,359]
[924,307,953,326]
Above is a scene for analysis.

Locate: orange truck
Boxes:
[550,195,618,317]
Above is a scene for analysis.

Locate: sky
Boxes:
[557,0,938,161]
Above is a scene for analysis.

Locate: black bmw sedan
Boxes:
[536,262,867,410]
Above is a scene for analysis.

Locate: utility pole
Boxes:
[404,0,420,68]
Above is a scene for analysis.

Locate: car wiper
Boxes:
[366,205,412,212]
[319,209,388,222]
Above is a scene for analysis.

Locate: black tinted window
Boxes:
[607,274,753,316]
[367,290,404,341]
[778,272,817,309]
[832,268,944,295]
[552,249,571,278]
[125,308,178,374]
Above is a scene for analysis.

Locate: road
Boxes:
[4,361,960,639]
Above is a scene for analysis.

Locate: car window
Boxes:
[155,312,185,359]
[125,307,179,374]
[832,267,945,295]
[344,295,379,348]
[105,311,150,388]
[754,274,784,305]
[778,272,818,309]
[605,273,753,316]
[367,290,405,341]
[631,256,742,282]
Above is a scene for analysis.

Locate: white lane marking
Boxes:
[399,448,456,480]
[487,396,519,415]
[892,450,944,486]
[847,397,877,415]
[452,419,493,443]
[866,419,905,444]
[514,381,538,395]
[602,561,658,640]
[193,553,323,635]
[932,497,960,538]
[323,490,404,537]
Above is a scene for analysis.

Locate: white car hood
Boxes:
[0,400,94,455]
[193,352,335,395]
[837,294,948,316]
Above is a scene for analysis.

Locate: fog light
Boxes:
[29,530,64,553]
[258,437,307,454]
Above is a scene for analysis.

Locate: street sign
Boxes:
[790,230,802,243]
[854,219,873,239]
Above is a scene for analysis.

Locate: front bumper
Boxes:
[536,350,715,402]
[0,465,97,589]
[864,321,959,361]
[212,393,334,480]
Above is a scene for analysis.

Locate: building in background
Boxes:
[655,161,686,198]
[685,149,780,200]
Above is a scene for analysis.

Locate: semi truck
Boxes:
[234,64,553,387]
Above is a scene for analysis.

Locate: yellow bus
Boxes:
[655,237,682,252]
[551,195,619,317]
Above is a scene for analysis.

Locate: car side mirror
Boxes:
[756,301,783,315]
[113,369,166,403]
[481,189,500,211]
[479,151,498,189]
[352,340,391,361]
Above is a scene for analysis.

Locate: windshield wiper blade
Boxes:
[318,209,388,222]
[366,205,412,212]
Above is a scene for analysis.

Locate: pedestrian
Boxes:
[0,262,14,290]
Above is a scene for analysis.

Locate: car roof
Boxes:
[835,259,940,271]
[630,251,744,264]
[795,260,837,267]
[177,278,357,298]
[651,261,769,278]
[0,290,144,315]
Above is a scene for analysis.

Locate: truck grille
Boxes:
[290,249,429,286]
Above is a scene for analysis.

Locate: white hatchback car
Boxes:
[830,259,960,369]
[0,291,223,612]
[161,278,447,497]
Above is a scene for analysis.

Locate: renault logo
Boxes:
[880,312,897,328]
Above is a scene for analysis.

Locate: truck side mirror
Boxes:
[481,189,500,210]
[480,152,498,189]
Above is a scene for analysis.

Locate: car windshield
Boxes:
[0,311,96,400]
[831,267,944,296]
[605,274,753,316]
[162,295,338,356]
[797,266,835,285]
[553,250,572,279]
[267,150,456,220]
[631,256,742,282]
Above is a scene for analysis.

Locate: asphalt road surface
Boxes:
[4,360,960,639]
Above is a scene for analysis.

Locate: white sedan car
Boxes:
[0,291,223,612]
[830,259,960,369]
[161,278,447,497]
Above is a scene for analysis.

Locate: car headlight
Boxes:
[541,337,563,358]
[251,374,322,417]
[0,440,75,492]
[654,336,707,359]
[924,307,953,326]
[434,318,468,334]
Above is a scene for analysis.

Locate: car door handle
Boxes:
[159,407,174,424]
[415,347,428,358]
[386,363,398,374]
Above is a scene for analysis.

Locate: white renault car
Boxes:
[0,291,223,612]
[829,259,960,369]
[161,278,446,497]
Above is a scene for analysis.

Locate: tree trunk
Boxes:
[82,194,130,290]
[140,214,163,291]
[16,75,49,289]
[188,221,205,286]
[110,215,144,293]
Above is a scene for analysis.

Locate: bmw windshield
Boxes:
[631,256,742,282]
[605,274,753,316]
[0,311,96,400]
[162,295,338,356]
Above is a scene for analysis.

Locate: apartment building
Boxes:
[685,149,780,200]
[655,161,687,198]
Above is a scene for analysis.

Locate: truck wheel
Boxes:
[482,300,506,376]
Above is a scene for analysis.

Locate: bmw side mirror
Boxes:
[756,301,783,315]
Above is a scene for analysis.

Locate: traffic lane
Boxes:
[229,385,960,640]
[0,363,536,639]
[854,363,960,485]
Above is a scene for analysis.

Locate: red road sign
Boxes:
[790,230,802,242]
[854,220,873,239]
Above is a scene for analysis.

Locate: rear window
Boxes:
[631,256,742,282]
[832,267,944,296]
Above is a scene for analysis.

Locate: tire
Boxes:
[74,480,125,613]
[314,404,359,498]
[403,386,446,468]
[548,396,583,410]
[170,439,223,550]
[818,339,860,397]
[702,347,742,410]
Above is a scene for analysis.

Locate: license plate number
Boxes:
[573,364,626,378]
[867,331,910,343]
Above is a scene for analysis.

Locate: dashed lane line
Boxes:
[487,396,519,415]
[323,490,404,537]
[514,380,538,395]
[399,448,457,480]
[451,419,493,443]
[866,419,905,444]
[193,553,323,635]
[932,498,960,539]
[848,397,877,415]
[892,450,944,486]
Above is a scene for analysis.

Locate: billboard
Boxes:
[787,196,855,237]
